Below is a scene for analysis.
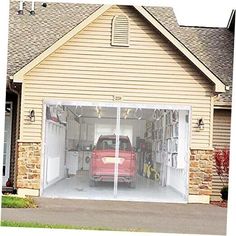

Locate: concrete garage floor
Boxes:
[2,197,227,235]
[42,171,186,203]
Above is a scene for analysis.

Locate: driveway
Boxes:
[1,197,227,235]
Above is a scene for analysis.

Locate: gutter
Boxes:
[6,76,21,191]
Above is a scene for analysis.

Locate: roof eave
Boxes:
[227,9,235,29]
[12,4,226,94]
[12,4,113,83]
[134,6,226,93]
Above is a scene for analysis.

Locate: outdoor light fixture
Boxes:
[197,118,204,130]
[28,109,35,122]
[134,108,143,120]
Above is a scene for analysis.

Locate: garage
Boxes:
[9,3,223,204]
[41,102,190,203]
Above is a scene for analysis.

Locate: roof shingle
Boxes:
[144,6,234,103]
[7,1,234,104]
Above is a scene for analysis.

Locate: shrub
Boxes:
[220,186,228,201]
[214,148,230,201]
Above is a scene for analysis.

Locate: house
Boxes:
[3,1,234,203]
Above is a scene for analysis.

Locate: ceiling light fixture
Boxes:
[75,106,83,118]
[123,108,131,119]
[96,106,102,119]
[134,108,143,120]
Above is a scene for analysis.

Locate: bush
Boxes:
[214,148,229,201]
[220,186,228,201]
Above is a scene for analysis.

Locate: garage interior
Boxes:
[42,103,190,203]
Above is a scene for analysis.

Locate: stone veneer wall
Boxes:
[189,149,213,196]
[17,142,41,189]
[16,143,213,198]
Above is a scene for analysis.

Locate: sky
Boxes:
[0,1,236,236]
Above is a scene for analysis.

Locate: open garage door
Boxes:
[118,108,189,201]
[42,102,190,203]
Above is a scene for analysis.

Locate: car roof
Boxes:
[99,135,129,139]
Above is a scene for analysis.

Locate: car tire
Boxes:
[129,181,136,189]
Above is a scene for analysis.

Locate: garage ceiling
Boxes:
[66,105,159,120]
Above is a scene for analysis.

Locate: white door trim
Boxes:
[40,100,191,199]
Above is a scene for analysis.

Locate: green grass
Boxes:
[1,196,37,208]
[1,220,143,232]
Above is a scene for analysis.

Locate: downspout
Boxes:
[6,77,21,191]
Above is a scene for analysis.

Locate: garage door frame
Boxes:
[40,99,192,200]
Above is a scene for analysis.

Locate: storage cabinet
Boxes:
[66,151,79,175]
[67,115,80,139]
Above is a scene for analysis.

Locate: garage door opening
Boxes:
[42,102,190,203]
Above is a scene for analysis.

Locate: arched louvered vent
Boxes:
[111,15,130,47]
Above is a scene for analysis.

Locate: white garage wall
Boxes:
[167,168,185,196]
[166,110,189,197]
[94,124,133,144]
[82,117,146,146]
[44,120,66,189]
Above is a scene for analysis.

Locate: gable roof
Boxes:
[7,2,234,101]
[145,6,234,105]
[7,1,101,77]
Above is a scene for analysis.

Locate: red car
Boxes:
[89,135,136,188]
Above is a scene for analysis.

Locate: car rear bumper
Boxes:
[91,175,135,183]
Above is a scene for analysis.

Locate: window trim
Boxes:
[111,14,130,47]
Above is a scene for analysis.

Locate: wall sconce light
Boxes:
[197,118,204,130]
[28,109,35,122]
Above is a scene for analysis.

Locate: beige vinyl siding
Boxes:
[212,109,231,199]
[20,5,213,147]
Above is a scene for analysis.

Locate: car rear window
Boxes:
[96,137,132,151]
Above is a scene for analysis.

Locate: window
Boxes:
[111,15,130,47]
[96,136,132,151]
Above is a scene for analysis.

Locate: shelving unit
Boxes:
[165,110,179,168]
[144,110,186,170]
